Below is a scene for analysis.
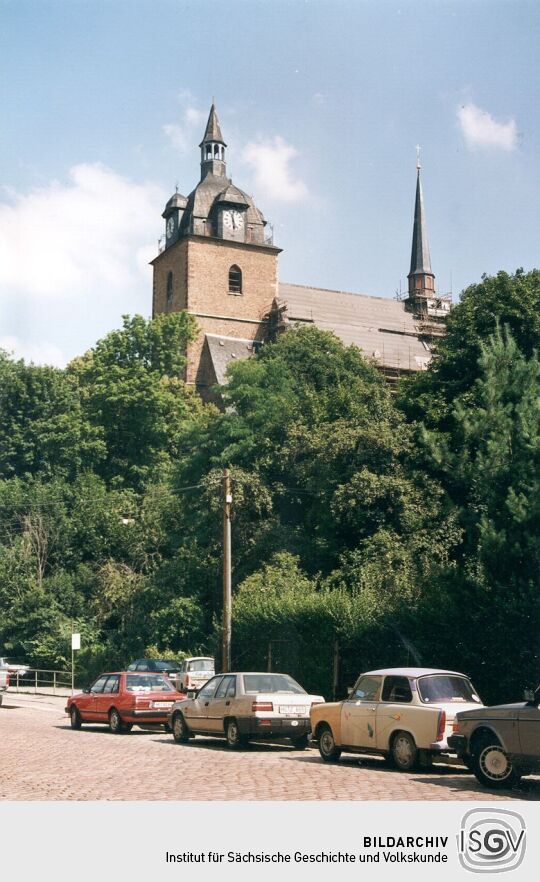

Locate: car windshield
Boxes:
[188,659,214,672]
[125,674,174,693]
[417,675,481,704]
[242,674,306,694]
[153,660,181,672]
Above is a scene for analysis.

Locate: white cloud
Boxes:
[0,336,65,367]
[163,99,208,154]
[0,163,165,364]
[457,103,517,152]
[241,136,308,203]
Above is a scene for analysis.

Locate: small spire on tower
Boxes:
[199,102,227,179]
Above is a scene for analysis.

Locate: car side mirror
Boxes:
[523,688,536,703]
[83,687,91,694]
[187,689,197,699]
[346,687,353,697]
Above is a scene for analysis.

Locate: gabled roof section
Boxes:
[277,283,432,373]
[409,169,432,275]
[205,334,259,385]
[199,103,226,147]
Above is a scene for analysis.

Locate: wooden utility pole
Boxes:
[222,469,232,673]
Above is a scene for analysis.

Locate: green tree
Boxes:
[0,351,104,480]
[399,268,540,428]
[415,329,540,700]
[71,312,202,488]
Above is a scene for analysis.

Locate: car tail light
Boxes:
[6,673,9,686]
[311,700,324,708]
[436,710,446,741]
[452,718,460,733]
[252,701,273,712]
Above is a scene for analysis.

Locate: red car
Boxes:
[66,671,185,733]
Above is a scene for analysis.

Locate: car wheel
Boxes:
[317,724,342,762]
[391,731,418,771]
[70,706,82,730]
[225,719,247,749]
[172,712,191,744]
[472,736,521,789]
[109,708,125,734]
[292,733,309,750]
[0,693,3,707]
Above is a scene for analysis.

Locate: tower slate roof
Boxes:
[199,103,226,146]
[409,169,432,276]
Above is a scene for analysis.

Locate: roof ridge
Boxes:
[279,282,397,304]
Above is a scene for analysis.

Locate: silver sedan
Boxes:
[168,671,324,749]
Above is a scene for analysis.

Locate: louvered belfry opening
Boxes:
[229,265,242,294]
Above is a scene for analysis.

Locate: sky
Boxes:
[1,0,539,366]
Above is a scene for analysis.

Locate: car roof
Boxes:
[363,667,469,678]
[99,671,172,676]
[215,672,295,677]
[185,656,214,661]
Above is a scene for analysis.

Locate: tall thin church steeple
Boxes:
[407,149,435,300]
[199,103,227,179]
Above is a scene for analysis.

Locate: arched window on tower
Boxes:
[206,145,212,159]
[167,271,173,308]
[214,144,219,157]
[228,265,242,295]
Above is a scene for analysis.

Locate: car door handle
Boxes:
[369,706,376,712]
[204,701,210,706]
[225,700,230,706]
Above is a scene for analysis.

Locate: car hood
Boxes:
[456,702,528,720]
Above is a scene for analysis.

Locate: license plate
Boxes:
[152,701,173,709]
[279,705,308,715]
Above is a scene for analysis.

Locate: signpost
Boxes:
[71,631,80,694]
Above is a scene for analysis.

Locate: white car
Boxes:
[168,671,324,749]
[311,667,483,770]
[177,657,215,692]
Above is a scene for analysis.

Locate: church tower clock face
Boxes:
[223,209,244,230]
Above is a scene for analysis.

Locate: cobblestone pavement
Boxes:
[1,696,538,801]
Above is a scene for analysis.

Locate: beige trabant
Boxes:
[310,667,483,770]
[168,671,324,749]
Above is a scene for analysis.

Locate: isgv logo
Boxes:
[458,808,526,873]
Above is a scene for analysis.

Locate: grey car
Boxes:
[448,685,540,789]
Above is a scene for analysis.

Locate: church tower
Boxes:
[151,103,281,397]
[406,153,435,307]
[404,152,451,332]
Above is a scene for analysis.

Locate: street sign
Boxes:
[71,633,81,651]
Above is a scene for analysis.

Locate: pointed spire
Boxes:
[199,103,226,147]
[199,102,227,179]
[407,151,435,299]
[409,167,432,275]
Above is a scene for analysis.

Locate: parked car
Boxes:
[178,657,215,692]
[168,671,325,749]
[0,657,29,677]
[0,665,9,706]
[448,685,540,789]
[127,658,183,687]
[66,671,185,733]
[310,667,483,770]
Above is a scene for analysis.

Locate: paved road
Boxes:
[1,694,538,801]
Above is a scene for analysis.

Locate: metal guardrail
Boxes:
[9,668,73,696]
